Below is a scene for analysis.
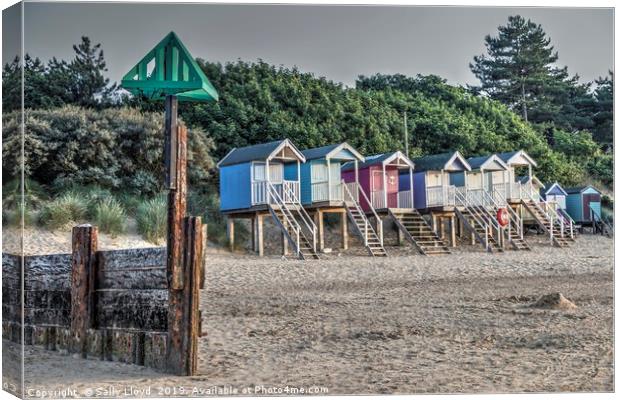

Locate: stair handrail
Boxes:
[455,188,492,251]
[533,192,574,239]
[281,181,318,252]
[477,189,504,246]
[523,190,561,241]
[342,180,383,246]
[267,181,302,255]
[591,207,612,236]
[557,208,576,239]
[544,201,573,239]
[492,188,524,240]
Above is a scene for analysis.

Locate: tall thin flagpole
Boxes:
[404,111,408,157]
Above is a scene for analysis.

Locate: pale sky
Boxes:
[3,3,614,87]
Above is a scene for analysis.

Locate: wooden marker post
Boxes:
[70,224,98,358]
[166,96,186,292]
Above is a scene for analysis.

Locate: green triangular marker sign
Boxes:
[121,31,218,102]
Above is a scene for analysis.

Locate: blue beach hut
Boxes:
[292,142,365,206]
[217,139,306,212]
[565,186,602,223]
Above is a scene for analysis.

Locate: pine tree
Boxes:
[591,73,613,151]
[470,15,577,123]
[67,36,116,107]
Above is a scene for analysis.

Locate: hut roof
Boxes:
[411,151,471,172]
[497,150,537,167]
[467,154,509,171]
[217,139,305,168]
[342,151,413,172]
[302,142,364,162]
[565,185,601,194]
[543,182,568,196]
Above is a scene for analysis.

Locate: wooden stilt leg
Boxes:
[282,219,288,256]
[341,211,348,250]
[227,217,235,252]
[251,216,256,252]
[315,210,324,251]
[432,213,438,234]
[470,219,476,245]
[439,217,445,239]
[450,215,457,247]
[396,219,404,246]
[257,214,264,257]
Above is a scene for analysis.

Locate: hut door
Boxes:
[583,194,599,221]
[484,171,493,193]
[386,169,398,208]
[371,169,384,208]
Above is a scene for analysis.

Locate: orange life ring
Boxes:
[497,208,509,227]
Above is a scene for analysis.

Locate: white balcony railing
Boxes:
[330,183,344,202]
[311,182,344,202]
[507,181,540,201]
[344,182,359,202]
[397,190,413,209]
[252,180,299,205]
[426,185,456,207]
[311,182,329,202]
[371,190,386,209]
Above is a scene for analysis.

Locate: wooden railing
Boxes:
[251,181,267,205]
[426,185,456,207]
[371,190,386,209]
[311,182,329,202]
[252,180,299,205]
[344,180,383,246]
[344,182,359,202]
[397,190,413,209]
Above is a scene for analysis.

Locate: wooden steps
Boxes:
[455,207,503,252]
[389,209,450,255]
[345,202,387,257]
[477,205,531,251]
[522,200,572,248]
[270,208,320,259]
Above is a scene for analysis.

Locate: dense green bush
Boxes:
[2,106,215,195]
[93,197,126,236]
[136,195,167,244]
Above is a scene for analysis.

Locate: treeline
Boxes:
[2,16,613,193]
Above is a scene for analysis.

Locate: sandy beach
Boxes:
[4,234,614,396]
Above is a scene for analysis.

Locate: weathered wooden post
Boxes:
[121,31,218,376]
[166,121,187,290]
[70,224,98,358]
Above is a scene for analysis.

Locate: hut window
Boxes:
[427,172,442,186]
[269,163,284,183]
[311,163,328,182]
[329,163,341,184]
[253,163,266,181]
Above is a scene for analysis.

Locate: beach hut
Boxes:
[463,154,510,204]
[291,142,379,255]
[217,139,305,211]
[496,150,538,202]
[342,151,415,211]
[217,139,319,259]
[411,151,471,210]
[294,142,365,206]
[565,186,602,223]
[541,182,568,210]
